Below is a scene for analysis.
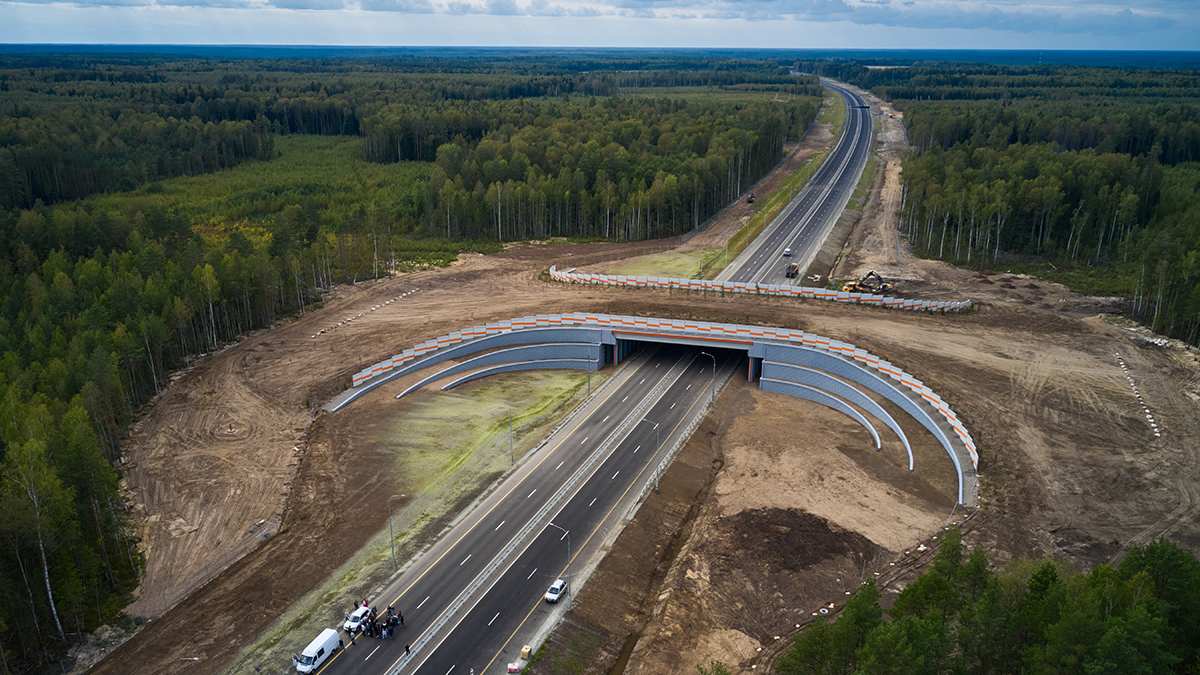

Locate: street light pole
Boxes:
[700,351,715,411]
[387,494,406,570]
[547,523,572,611]
[178,658,199,675]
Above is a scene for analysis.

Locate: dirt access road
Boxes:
[90,85,1200,674]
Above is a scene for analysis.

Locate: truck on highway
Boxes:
[785,262,800,278]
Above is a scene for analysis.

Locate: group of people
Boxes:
[347,599,404,642]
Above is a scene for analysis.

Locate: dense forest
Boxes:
[775,530,1200,675]
[801,60,1200,345]
[0,52,821,670]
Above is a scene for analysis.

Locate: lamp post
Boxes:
[699,351,715,411]
[547,522,572,611]
[642,417,660,490]
[509,400,525,467]
[178,658,199,675]
[387,494,406,570]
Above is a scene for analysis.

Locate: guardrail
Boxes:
[549,265,971,313]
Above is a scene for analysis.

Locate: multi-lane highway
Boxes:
[719,80,874,286]
[317,345,741,675]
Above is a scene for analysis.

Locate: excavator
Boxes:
[843,271,897,294]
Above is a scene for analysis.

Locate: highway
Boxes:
[718,80,874,286]
[317,345,742,675]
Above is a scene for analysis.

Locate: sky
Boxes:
[3,0,1198,50]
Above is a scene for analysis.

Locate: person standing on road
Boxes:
[398,610,403,626]
[405,644,411,656]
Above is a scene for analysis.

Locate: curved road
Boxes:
[719,80,874,286]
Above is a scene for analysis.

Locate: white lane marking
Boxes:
[603,415,609,422]
[612,471,620,480]
[445,667,455,675]
[581,437,588,444]
[622,396,628,402]
[656,363,660,368]
[589,497,597,506]
[559,530,569,540]
[460,554,472,566]
[528,567,538,579]
[670,402,676,409]
[488,612,500,626]
[633,445,640,453]
[417,596,430,609]
[556,461,564,470]
[528,489,537,499]
[365,646,381,660]
[686,384,691,390]
[640,378,645,384]
[495,520,505,531]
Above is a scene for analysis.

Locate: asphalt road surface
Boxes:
[719,80,874,286]
[314,345,742,675]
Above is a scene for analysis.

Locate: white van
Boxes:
[293,628,340,673]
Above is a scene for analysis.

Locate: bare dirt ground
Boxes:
[87,90,1200,675]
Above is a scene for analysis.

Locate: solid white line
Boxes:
[495,520,505,531]
[417,596,429,609]
[527,567,537,579]
[488,612,500,626]
[527,489,537,499]
[365,646,381,660]
[460,554,472,566]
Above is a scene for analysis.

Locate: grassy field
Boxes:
[222,369,607,675]
[83,135,431,234]
[818,86,846,144]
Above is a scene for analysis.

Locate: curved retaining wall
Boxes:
[441,359,598,391]
[396,343,603,400]
[330,312,978,505]
[761,361,912,470]
[760,378,882,450]
[549,265,971,313]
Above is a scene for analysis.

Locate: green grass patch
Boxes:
[81,135,432,232]
[851,155,880,204]
[818,86,846,142]
[601,248,718,278]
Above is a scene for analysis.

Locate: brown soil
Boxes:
[86,91,1200,675]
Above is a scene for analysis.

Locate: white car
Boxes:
[343,606,370,633]
[544,579,567,603]
[782,248,792,257]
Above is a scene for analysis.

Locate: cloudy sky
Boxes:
[3,0,1197,50]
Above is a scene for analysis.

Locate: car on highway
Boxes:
[344,606,370,633]
[544,579,567,603]
[782,248,792,257]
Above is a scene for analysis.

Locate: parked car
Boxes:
[344,606,370,633]
[544,579,567,603]
[293,628,340,673]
